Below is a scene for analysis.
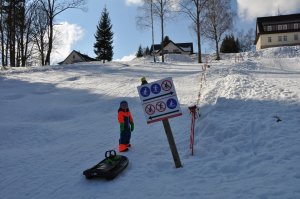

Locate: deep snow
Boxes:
[1,46,300,199]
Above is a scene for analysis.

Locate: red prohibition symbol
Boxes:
[161,80,172,91]
[145,104,155,115]
[156,101,166,112]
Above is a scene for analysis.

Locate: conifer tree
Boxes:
[94,7,114,63]
[220,34,239,53]
[144,46,150,56]
[136,45,143,58]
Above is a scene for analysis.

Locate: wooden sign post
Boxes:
[162,119,182,168]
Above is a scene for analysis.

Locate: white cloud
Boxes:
[237,0,300,21]
[51,22,85,64]
[115,54,136,62]
[125,0,143,6]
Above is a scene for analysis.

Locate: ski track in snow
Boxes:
[1,47,300,199]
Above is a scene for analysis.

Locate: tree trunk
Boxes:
[150,0,156,63]
[160,0,164,63]
[196,9,202,63]
[45,17,53,65]
[0,22,5,66]
[215,38,220,60]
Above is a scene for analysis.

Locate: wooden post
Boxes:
[162,119,182,168]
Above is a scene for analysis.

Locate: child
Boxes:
[118,100,134,152]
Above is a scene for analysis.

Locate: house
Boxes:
[255,13,300,50]
[59,50,96,65]
[150,41,194,56]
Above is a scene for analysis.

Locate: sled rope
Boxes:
[188,57,209,155]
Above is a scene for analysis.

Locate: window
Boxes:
[278,25,282,30]
[284,35,288,41]
[295,23,299,29]
[268,37,272,42]
[267,26,272,31]
[278,36,282,42]
[283,24,287,30]
[295,34,299,41]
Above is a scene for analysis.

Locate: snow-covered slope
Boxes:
[1,47,300,199]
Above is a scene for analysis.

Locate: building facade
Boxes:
[150,41,194,56]
[255,13,300,50]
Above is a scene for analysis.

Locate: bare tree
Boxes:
[152,0,177,62]
[180,0,209,63]
[20,1,37,66]
[237,28,255,52]
[0,0,7,66]
[136,0,156,62]
[1,0,41,67]
[31,1,48,66]
[202,0,233,60]
[37,0,86,65]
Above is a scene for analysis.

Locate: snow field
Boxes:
[0,46,300,199]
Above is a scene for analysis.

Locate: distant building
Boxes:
[255,13,300,50]
[59,50,96,65]
[150,41,194,56]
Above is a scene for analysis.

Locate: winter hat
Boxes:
[120,100,128,108]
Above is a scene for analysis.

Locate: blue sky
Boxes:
[52,0,300,63]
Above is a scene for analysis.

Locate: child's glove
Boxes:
[120,123,125,132]
[130,122,134,132]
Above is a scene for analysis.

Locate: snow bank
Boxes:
[0,46,300,199]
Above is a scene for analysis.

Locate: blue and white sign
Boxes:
[140,86,151,97]
[167,98,178,109]
[137,77,182,124]
[151,83,161,94]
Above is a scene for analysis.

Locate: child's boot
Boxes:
[119,144,128,152]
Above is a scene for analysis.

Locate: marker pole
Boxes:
[162,119,182,168]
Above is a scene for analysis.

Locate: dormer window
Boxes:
[267,26,272,31]
[278,25,282,30]
[283,24,287,30]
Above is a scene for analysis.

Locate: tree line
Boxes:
[0,0,86,67]
[136,0,254,63]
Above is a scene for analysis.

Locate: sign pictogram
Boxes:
[156,101,166,112]
[140,86,150,97]
[151,83,161,94]
[145,104,155,115]
[161,80,172,91]
[167,98,177,109]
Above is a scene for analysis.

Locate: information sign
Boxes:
[137,77,182,124]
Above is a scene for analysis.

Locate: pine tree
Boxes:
[163,36,171,47]
[144,46,150,56]
[136,45,143,58]
[220,34,240,53]
[94,7,114,63]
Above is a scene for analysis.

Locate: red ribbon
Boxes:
[188,105,197,155]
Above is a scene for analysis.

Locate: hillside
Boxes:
[0,46,300,199]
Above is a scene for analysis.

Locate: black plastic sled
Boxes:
[83,150,129,180]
